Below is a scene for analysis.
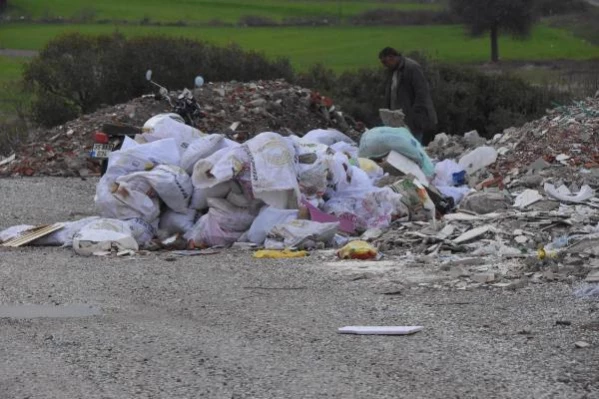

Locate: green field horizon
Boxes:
[2,23,599,73]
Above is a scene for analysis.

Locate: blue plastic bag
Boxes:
[358,127,434,176]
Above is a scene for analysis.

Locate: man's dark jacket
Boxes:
[383,57,437,135]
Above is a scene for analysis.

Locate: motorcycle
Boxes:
[90,70,205,175]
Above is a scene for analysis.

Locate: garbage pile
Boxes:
[2,95,599,296]
[0,79,359,177]
[372,97,599,293]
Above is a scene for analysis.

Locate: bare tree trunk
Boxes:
[490,25,499,62]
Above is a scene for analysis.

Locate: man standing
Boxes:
[379,47,437,144]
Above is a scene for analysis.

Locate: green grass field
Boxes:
[7,0,441,23]
[1,23,598,72]
[0,56,26,84]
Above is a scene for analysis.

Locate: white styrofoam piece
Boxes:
[338,326,423,335]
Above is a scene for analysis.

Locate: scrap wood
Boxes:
[1,223,64,248]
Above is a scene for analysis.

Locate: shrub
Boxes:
[295,54,566,142]
[350,8,459,25]
[24,33,294,126]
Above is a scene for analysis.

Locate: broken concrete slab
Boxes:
[453,225,496,244]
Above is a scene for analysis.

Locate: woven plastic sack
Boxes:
[358,127,434,176]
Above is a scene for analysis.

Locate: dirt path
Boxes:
[0,49,38,58]
[0,177,598,399]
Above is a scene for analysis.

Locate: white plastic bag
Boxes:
[458,146,498,175]
[190,181,234,211]
[302,129,356,146]
[142,114,204,156]
[544,183,594,203]
[206,198,256,232]
[432,159,465,187]
[159,208,197,236]
[34,217,100,247]
[181,134,238,174]
[118,165,192,213]
[265,220,339,249]
[0,225,35,243]
[243,132,300,209]
[73,218,139,256]
[185,212,243,248]
[125,218,157,248]
[192,146,249,188]
[247,206,299,245]
[105,137,181,178]
[95,180,161,222]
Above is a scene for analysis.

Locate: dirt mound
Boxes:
[0,79,361,177]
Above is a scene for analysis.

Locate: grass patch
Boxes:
[0,56,27,84]
[6,0,441,23]
[1,24,598,72]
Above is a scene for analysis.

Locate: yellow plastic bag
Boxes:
[337,240,378,260]
[253,249,308,259]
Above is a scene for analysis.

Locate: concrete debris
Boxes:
[460,191,512,214]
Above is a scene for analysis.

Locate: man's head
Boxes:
[378,47,401,70]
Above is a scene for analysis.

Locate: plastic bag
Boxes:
[118,165,192,213]
[253,250,308,259]
[265,220,339,249]
[243,132,300,209]
[358,127,434,176]
[105,137,181,178]
[337,240,378,260]
[185,212,243,248]
[73,218,138,256]
[247,206,299,245]
[159,208,197,236]
[458,146,497,175]
[330,141,358,165]
[190,181,234,211]
[95,180,161,223]
[432,159,466,187]
[125,217,157,248]
[192,146,249,189]
[206,198,256,232]
[180,134,238,174]
[142,114,204,156]
[302,129,356,146]
[324,186,405,231]
[33,217,100,247]
[0,224,35,243]
[358,158,384,182]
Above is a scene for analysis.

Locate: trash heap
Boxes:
[1,94,599,297]
[0,79,360,177]
[373,97,599,294]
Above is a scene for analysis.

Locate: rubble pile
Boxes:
[371,97,599,291]
[0,80,359,177]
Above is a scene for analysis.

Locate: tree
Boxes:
[449,0,536,62]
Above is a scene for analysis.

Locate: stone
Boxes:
[471,273,496,284]
[575,341,590,348]
[585,270,599,283]
[460,191,512,214]
[528,157,551,172]
[450,266,470,279]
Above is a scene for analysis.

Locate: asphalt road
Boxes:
[1,177,598,399]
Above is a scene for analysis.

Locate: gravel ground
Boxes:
[1,177,599,399]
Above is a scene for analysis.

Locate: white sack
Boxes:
[247,206,299,245]
[73,218,138,256]
[159,208,197,236]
